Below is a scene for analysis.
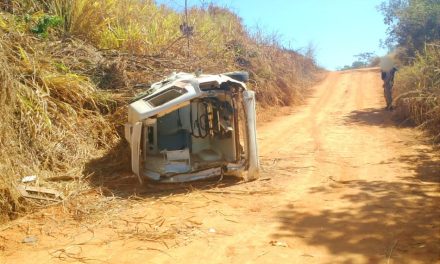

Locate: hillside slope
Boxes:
[0,1,320,221]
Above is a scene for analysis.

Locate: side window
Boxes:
[199,81,220,90]
[145,87,187,107]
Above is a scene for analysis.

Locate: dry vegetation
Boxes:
[0,0,319,222]
[394,42,440,142]
[379,0,439,143]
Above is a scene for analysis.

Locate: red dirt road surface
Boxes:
[1,68,439,264]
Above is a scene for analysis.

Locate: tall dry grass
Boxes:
[394,42,440,142]
[0,1,319,222]
[0,14,121,222]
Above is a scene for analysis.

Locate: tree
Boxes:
[338,52,377,70]
[379,0,440,59]
[354,52,376,64]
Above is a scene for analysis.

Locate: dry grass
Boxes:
[0,1,320,222]
[0,16,121,222]
[394,42,440,142]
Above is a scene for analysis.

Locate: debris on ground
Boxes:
[17,185,64,202]
[46,176,77,182]
[270,240,288,247]
[21,175,37,183]
[22,236,38,244]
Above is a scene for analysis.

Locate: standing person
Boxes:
[381,67,397,110]
[380,57,397,110]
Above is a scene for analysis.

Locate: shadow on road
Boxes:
[398,151,440,184]
[271,106,440,263]
[273,176,440,263]
[344,107,414,128]
[345,107,440,183]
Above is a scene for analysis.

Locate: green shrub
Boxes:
[30,14,62,37]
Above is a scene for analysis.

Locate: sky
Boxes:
[157,0,389,70]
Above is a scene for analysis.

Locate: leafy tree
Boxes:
[352,61,367,68]
[354,52,376,64]
[338,52,377,70]
[379,0,440,58]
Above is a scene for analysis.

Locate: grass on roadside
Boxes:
[394,42,440,142]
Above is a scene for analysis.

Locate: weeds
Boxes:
[30,14,62,37]
[394,42,440,142]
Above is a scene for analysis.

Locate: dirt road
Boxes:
[1,69,439,264]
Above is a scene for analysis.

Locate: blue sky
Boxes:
[157,0,389,70]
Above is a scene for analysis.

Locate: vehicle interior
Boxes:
[141,93,247,177]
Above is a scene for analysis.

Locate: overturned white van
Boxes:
[124,71,259,183]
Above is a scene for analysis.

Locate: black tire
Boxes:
[223,71,249,83]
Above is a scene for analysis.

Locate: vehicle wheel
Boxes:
[223,71,249,83]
